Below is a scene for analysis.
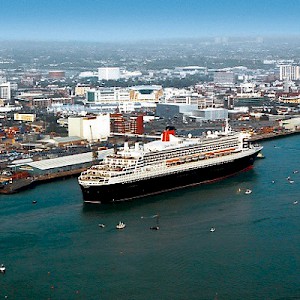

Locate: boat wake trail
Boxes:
[141,214,159,219]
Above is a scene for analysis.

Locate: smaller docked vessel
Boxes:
[116,221,126,229]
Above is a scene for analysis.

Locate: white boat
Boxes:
[293,170,299,174]
[245,189,252,195]
[210,227,216,232]
[289,180,294,184]
[116,221,126,229]
[150,226,160,230]
[293,201,298,205]
[257,152,265,159]
[0,264,5,273]
[98,223,105,228]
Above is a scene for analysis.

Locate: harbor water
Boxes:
[1,135,300,299]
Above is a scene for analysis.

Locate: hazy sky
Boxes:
[1,0,300,42]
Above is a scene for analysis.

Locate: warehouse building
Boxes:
[16,150,112,177]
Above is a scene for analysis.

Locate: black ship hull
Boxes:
[80,152,259,204]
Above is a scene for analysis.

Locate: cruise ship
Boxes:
[78,121,262,204]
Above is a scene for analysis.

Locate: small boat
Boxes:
[150,226,160,230]
[98,223,105,228]
[289,180,294,184]
[271,180,275,184]
[287,176,291,181]
[0,264,6,273]
[116,221,126,229]
[293,201,298,205]
[210,227,216,232]
[245,189,252,195]
[32,200,37,204]
[293,170,299,174]
[257,152,265,159]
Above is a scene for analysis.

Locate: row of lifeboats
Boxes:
[166,147,236,166]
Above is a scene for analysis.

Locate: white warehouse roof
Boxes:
[27,152,93,170]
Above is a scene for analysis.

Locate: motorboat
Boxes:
[150,226,160,230]
[293,170,299,174]
[210,227,216,232]
[32,200,37,204]
[293,201,298,205]
[245,189,252,195]
[0,264,5,273]
[116,221,126,229]
[289,180,295,184]
[98,223,105,228]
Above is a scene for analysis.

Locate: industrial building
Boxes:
[156,103,197,119]
[14,113,36,122]
[214,71,236,86]
[190,108,228,121]
[98,67,121,80]
[68,114,111,141]
[15,150,112,177]
[48,70,66,79]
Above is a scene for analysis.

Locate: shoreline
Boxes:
[249,129,300,142]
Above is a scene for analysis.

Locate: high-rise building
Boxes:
[279,65,300,81]
[0,82,11,100]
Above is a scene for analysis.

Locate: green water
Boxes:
[1,135,300,299]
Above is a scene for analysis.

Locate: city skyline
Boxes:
[1,0,300,42]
